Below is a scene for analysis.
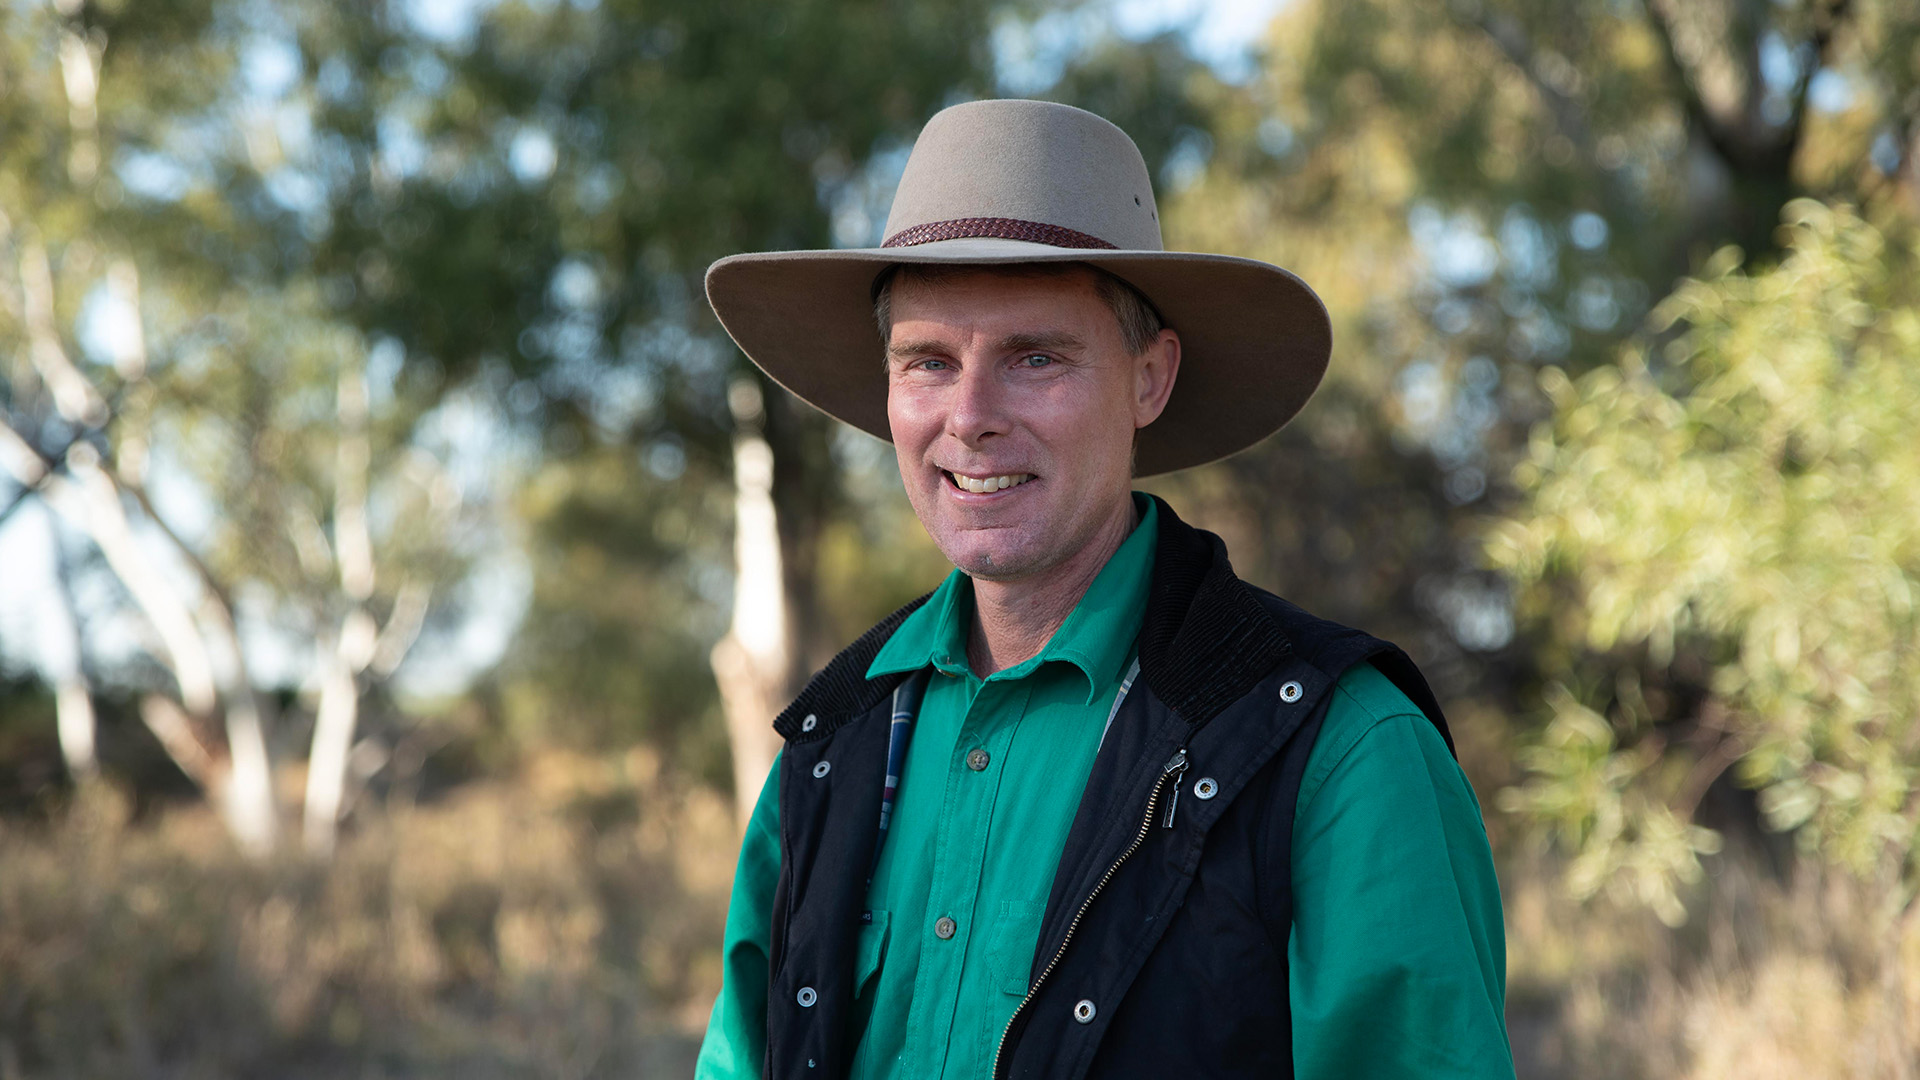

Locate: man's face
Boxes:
[885,267,1178,583]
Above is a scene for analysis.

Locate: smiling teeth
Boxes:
[951,472,1034,493]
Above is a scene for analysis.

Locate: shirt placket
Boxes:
[901,672,1034,1079]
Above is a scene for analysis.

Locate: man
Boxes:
[695,99,1512,1079]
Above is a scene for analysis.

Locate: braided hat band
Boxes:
[881,217,1119,251]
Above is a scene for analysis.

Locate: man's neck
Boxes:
[966,496,1139,677]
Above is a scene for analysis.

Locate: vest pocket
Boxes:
[855,910,890,1000]
[988,900,1045,996]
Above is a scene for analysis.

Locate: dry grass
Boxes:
[1504,845,1920,1079]
[6,745,1919,1079]
[0,748,736,1079]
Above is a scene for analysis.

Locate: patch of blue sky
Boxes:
[825,141,912,249]
[992,7,1107,97]
[143,440,218,549]
[1109,0,1289,83]
[76,280,143,371]
[0,502,75,681]
[403,0,499,49]
[1409,203,1499,289]
[266,168,327,214]
[549,259,601,311]
[1498,207,1560,289]
[509,126,559,184]
[1757,31,1801,92]
[367,337,406,408]
[116,148,195,202]
[1568,210,1609,252]
[240,33,302,101]
[994,0,1292,95]
[377,114,429,179]
[1160,127,1214,192]
[1808,69,1854,113]
[394,550,531,700]
[230,581,313,690]
[275,100,315,160]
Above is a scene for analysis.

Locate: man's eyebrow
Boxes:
[996,330,1086,354]
[886,338,951,360]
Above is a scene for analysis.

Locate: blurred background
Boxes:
[2,0,1918,1074]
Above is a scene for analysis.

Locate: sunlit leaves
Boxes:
[1493,202,1920,916]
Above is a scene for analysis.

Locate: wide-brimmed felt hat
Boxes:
[704,98,1330,476]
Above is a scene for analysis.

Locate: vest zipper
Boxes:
[990,746,1189,1080]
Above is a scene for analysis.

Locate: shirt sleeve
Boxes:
[695,755,783,1080]
[1288,667,1514,1079]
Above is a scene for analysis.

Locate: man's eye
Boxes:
[917,358,949,371]
[1020,354,1053,368]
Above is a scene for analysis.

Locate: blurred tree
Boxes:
[1,0,283,850]
[1,0,469,854]
[4,0,1011,831]
[1059,0,1920,810]
[269,0,1003,815]
[1148,0,1918,616]
[1490,202,1920,925]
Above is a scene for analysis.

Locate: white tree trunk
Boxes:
[711,426,791,826]
[66,449,220,713]
[53,676,97,780]
[303,646,362,856]
[36,505,98,780]
[70,448,279,857]
[303,365,378,857]
[70,451,279,855]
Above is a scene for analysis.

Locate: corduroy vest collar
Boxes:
[772,495,1292,744]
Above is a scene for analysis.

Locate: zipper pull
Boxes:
[1161,747,1190,829]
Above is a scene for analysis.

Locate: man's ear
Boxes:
[1132,328,1181,429]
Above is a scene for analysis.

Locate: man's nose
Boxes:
[945,360,1008,445]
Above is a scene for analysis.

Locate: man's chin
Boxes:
[937,538,1044,583]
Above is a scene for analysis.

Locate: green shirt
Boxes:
[696,497,1513,1078]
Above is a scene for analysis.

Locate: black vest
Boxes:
[763,497,1452,1079]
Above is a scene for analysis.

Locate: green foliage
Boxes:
[1150,0,1920,703]
[495,446,733,778]
[1492,202,1920,921]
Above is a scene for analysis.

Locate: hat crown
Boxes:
[882,99,1164,252]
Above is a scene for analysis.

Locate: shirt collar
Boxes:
[867,493,1159,704]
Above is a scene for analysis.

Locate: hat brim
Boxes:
[703,237,1331,477]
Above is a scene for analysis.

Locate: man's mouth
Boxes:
[943,470,1036,494]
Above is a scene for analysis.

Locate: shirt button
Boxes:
[966,748,990,771]
[934,916,957,940]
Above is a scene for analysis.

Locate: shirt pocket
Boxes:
[988,900,1046,997]
[856,910,890,1001]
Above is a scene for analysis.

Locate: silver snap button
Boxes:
[1073,999,1097,1023]
[1279,680,1303,703]
[966,748,990,771]
[1194,777,1218,800]
[801,713,818,732]
[812,760,831,778]
[797,986,817,1007]
[935,916,956,939]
